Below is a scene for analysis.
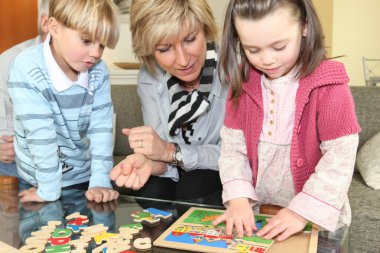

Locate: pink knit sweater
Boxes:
[224,60,361,193]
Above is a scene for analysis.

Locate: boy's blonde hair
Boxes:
[130,0,218,74]
[49,0,120,48]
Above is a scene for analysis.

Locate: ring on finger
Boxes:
[138,139,143,149]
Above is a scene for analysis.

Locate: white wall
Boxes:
[104,0,380,86]
[332,0,380,85]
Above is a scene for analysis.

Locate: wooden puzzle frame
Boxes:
[154,207,319,253]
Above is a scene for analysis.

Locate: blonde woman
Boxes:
[111,0,227,203]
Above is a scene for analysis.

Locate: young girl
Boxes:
[213,0,361,241]
[8,0,120,203]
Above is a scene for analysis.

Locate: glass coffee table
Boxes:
[0,185,349,253]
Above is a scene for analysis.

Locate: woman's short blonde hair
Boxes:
[130,0,218,74]
[49,0,120,48]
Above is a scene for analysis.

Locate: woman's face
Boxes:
[153,22,207,87]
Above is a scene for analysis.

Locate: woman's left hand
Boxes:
[256,208,308,241]
[123,127,174,162]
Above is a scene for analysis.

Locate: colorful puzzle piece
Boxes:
[94,232,120,245]
[131,211,160,224]
[119,223,143,231]
[131,208,172,225]
[143,208,172,219]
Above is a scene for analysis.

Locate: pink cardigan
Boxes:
[224,60,361,193]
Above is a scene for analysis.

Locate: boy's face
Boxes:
[49,19,105,79]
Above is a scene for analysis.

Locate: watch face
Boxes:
[175,151,182,162]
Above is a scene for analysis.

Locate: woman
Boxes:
[110,0,228,203]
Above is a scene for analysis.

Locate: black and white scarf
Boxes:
[167,43,217,144]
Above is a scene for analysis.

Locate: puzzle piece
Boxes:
[133,237,152,251]
[119,223,143,236]
[131,211,160,225]
[67,223,88,234]
[48,228,72,246]
[65,212,88,221]
[45,244,71,252]
[94,231,120,245]
[104,238,131,253]
[119,223,143,231]
[131,208,172,225]
[143,208,172,219]
[19,244,45,253]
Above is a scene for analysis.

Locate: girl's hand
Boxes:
[256,208,308,241]
[123,127,174,162]
[0,135,15,163]
[18,187,45,203]
[85,187,119,203]
[212,198,256,238]
[110,153,153,190]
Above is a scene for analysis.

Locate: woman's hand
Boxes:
[123,127,174,162]
[0,135,15,163]
[110,154,154,190]
[212,198,256,238]
[85,187,119,203]
[256,207,308,241]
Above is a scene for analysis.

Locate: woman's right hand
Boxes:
[123,127,175,163]
[212,198,256,238]
[110,153,154,190]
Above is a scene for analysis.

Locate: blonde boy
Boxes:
[8,0,120,203]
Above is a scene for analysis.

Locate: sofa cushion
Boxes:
[350,86,380,149]
[356,130,380,190]
[348,172,380,251]
[111,85,143,157]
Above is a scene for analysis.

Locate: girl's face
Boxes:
[50,19,105,80]
[153,22,207,88]
[235,7,307,80]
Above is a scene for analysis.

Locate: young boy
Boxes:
[8,0,120,203]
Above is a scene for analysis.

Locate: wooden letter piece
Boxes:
[133,237,152,251]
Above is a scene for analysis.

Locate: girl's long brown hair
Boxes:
[219,0,326,104]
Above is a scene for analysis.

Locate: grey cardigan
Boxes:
[137,66,228,181]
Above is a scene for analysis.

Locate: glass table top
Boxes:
[0,184,349,253]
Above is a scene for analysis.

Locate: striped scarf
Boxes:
[167,43,217,144]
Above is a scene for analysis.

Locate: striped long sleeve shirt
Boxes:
[8,41,114,201]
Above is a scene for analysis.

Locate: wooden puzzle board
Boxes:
[154,207,318,253]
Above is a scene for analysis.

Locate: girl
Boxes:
[212,0,360,241]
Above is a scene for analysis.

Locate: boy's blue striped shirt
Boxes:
[8,44,114,201]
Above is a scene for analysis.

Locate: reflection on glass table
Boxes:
[0,183,349,253]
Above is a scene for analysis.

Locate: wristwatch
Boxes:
[172,142,183,165]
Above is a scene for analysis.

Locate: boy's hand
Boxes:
[256,207,307,241]
[18,187,45,203]
[85,187,119,203]
[109,153,152,190]
[0,135,15,163]
[212,198,256,238]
